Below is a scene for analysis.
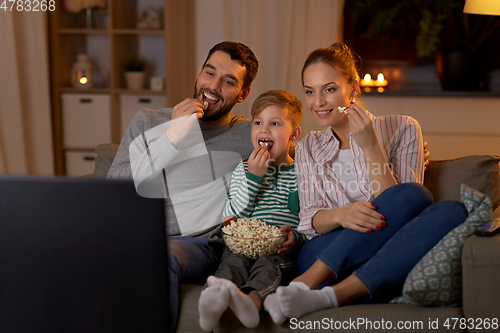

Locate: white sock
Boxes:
[208,276,260,328]
[278,282,339,319]
[206,275,224,287]
[198,285,230,332]
[263,292,288,325]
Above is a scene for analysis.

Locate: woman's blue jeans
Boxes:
[296,182,468,302]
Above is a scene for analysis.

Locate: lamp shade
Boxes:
[464,0,500,15]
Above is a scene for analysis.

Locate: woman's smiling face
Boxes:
[303,62,353,128]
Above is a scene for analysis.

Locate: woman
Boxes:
[263,43,468,324]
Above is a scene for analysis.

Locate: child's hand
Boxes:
[247,146,270,178]
[277,225,295,255]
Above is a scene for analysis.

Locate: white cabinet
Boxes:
[64,151,97,177]
[120,94,167,136]
[61,93,111,148]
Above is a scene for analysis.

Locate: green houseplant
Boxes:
[122,54,146,90]
[351,0,500,90]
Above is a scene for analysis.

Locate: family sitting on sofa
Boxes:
[106,41,489,332]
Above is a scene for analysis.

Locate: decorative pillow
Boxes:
[401,184,492,307]
[423,155,500,211]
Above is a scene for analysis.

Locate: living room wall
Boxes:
[1,0,499,176]
[363,96,500,160]
[195,0,344,143]
[195,0,500,161]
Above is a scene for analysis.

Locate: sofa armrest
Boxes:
[462,233,500,325]
[94,143,119,178]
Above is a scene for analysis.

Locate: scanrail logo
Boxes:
[129,118,242,235]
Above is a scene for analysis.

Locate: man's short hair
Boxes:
[203,41,259,90]
[251,90,302,128]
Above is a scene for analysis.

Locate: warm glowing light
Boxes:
[360,72,388,90]
[80,77,88,84]
[464,0,500,15]
[375,73,388,87]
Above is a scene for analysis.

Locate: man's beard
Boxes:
[193,84,237,123]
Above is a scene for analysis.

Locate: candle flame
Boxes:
[80,77,88,84]
[363,73,371,83]
[377,73,384,83]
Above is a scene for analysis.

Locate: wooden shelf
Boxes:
[60,87,111,93]
[49,0,196,175]
[59,29,110,34]
[63,147,98,152]
[112,29,165,35]
[112,88,166,95]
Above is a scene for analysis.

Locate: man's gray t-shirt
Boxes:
[107,108,253,241]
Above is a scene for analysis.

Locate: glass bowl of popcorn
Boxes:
[222,217,286,260]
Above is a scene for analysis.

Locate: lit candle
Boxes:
[375,73,388,87]
[362,73,374,87]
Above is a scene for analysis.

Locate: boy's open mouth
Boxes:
[202,92,220,108]
[259,138,274,151]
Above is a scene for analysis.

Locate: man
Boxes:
[107,41,259,332]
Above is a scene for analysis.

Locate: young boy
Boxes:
[198,90,306,331]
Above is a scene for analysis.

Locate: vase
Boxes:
[435,51,487,91]
[93,9,108,29]
[85,8,93,29]
[125,72,145,90]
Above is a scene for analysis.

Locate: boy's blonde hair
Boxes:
[251,90,302,128]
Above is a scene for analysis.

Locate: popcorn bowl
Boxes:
[223,231,286,260]
[221,217,286,259]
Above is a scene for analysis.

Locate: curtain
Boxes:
[0,11,54,175]
[196,0,344,134]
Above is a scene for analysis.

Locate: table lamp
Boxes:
[464,0,500,15]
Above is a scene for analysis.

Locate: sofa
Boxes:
[94,144,500,333]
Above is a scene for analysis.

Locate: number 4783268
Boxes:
[1,0,56,11]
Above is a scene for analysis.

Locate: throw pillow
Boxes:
[401,184,492,307]
[423,155,500,211]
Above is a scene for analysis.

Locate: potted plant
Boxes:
[122,54,146,90]
[351,0,500,90]
[64,0,107,29]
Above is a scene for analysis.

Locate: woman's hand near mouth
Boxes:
[346,103,378,150]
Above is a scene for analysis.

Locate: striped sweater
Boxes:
[223,161,307,246]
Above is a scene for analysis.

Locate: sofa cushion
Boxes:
[178,285,464,333]
[424,155,500,210]
[462,233,500,321]
[401,184,492,307]
[94,143,119,178]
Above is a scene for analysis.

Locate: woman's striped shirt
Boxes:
[295,112,424,239]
